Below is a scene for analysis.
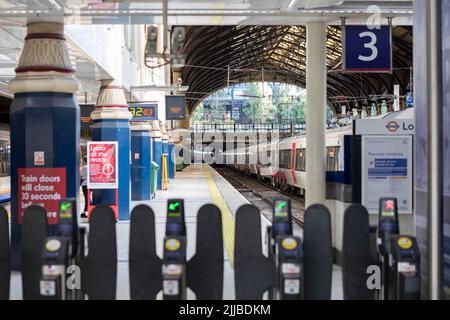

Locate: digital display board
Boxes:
[166,199,186,237]
[272,198,292,237]
[128,103,158,120]
[59,200,73,219]
[381,198,396,217]
[166,95,186,120]
[80,104,95,138]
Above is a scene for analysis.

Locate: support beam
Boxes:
[305,21,327,208]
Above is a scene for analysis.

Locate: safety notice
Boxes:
[87,141,118,189]
[18,168,67,224]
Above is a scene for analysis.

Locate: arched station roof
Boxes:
[180,25,413,114]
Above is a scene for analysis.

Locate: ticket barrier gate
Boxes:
[235,199,332,300]
[377,198,400,300]
[129,199,224,300]
[40,199,86,300]
[16,201,117,300]
[342,199,421,300]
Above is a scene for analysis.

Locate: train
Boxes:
[225,108,414,196]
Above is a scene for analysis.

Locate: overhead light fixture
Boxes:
[48,0,62,10]
[288,0,297,9]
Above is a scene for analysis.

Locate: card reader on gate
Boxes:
[162,236,187,300]
[389,236,421,300]
[166,199,186,237]
[276,236,303,300]
[40,237,70,300]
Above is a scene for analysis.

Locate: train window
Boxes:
[295,148,306,172]
[0,143,10,177]
[327,146,340,171]
[279,149,291,169]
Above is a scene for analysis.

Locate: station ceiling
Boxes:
[181,24,413,113]
[0,1,414,114]
[0,1,412,26]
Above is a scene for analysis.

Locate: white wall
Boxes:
[66,24,168,121]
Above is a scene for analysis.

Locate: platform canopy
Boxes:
[181,24,413,114]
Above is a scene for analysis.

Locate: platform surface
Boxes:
[10,164,343,300]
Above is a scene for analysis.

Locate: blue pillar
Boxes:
[91,82,132,220]
[130,122,152,201]
[151,120,163,190]
[9,22,80,269]
[168,134,175,179]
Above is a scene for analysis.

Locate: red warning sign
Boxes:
[87,141,118,189]
[18,168,67,224]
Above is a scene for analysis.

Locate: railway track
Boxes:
[216,167,304,227]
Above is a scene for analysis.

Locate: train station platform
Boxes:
[10,164,342,300]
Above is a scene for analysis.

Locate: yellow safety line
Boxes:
[203,165,235,268]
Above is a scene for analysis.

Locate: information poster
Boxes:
[18,168,67,224]
[87,141,118,189]
[361,135,413,214]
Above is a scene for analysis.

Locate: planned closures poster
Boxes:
[362,135,413,214]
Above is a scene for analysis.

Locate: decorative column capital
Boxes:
[9,22,79,94]
[151,120,162,138]
[130,121,152,132]
[91,80,132,120]
[160,124,169,141]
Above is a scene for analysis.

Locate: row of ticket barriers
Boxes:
[0,197,420,300]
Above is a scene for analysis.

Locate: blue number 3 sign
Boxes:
[344,25,392,72]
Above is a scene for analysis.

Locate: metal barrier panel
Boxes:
[187,204,224,300]
[21,205,47,300]
[129,205,161,300]
[234,204,275,300]
[81,205,117,300]
[342,204,376,300]
[303,204,333,300]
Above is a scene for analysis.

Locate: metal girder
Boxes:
[179,25,413,113]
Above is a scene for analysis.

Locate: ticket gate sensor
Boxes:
[377,198,400,300]
[129,202,223,300]
[0,206,10,300]
[342,204,377,300]
[166,199,186,237]
[275,236,303,300]
[162,236,187,300]
[235,201,332,300]
[40,199,85,300]
[81,205,117,300]
[21,205,48,300]
[56,198,78,259]
[269,199,302,300]
[389,236,421,300]
[271,198,293,238]
[39,237,70,300]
